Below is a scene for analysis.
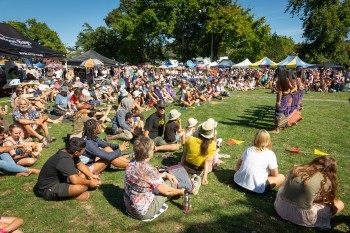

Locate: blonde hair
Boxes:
[253,129,272,151]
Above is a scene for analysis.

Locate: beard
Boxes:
[20,106,29,112]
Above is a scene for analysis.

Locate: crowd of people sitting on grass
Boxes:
[0,65,346,231]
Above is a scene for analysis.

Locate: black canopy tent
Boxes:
[0,23,65,58]
[67,50,117,66]
[310,62,345,69]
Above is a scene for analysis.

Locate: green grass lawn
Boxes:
[1,89,349,233]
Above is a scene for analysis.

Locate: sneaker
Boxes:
[105,135,116,141]
[191,174,201,195]
[216,138,223,147]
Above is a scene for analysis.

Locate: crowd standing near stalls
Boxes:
[0,61,347,230]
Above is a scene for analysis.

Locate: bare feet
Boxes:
[270,129,280,134]
[15,171,31,177]
[74,191,90,201]
[28,168,41,174]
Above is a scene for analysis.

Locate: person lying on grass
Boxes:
[78,119,130,174]
[234,129,285,194]
[0,215,24,233]
[124,136,185,221]
[33,137,100,201]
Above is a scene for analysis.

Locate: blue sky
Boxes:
[0,0,303,47]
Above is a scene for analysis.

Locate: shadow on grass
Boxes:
[160,151,182,166]
[219,105,275,130]
[99,183,126,214]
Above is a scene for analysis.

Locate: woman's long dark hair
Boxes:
[199,134,213,156]
[275,68,290,92]
[83,119,99,139]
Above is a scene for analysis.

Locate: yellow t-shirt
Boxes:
[185,136,216,167]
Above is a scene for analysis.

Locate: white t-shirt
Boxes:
[38,84,49,91]
[234,146,278,193]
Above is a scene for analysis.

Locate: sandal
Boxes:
[157,152,174,160]
[46,135,56,142]
[40,136,49,148]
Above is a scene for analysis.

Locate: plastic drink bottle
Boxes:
[182,190,190,213]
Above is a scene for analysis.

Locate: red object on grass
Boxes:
[286,148,300,153]
[225,140,237,145]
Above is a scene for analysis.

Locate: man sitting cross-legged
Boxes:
[12,97,52,147]
[33,137,101,201]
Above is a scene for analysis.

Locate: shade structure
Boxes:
[250,57,276,68]
[309,62,344,69]
[0,23,65,58]
[232,58,252,68]
[80,58,104,68]
[67,50,116,66]
[274,55,313,69]
[217,59,235,68]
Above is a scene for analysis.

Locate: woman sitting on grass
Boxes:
[124,136,184,221]
[274,156,344,229]
[181,120,217,185]
[3,124,42,167]
[0,126,40,177]
[234,129,285,194]
[79,119,130,175]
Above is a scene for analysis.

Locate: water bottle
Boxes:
[182,190,190,213]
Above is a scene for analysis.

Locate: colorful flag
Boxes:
[314,149,329,155]
[225,139,245,145]
[286,148,300,153]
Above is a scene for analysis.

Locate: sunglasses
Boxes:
[158,107,165,110]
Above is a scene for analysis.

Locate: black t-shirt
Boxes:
[36,150,80,190]
[164,120,179,143]
[144,112,165,139]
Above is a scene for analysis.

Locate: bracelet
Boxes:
[0,228,8,233]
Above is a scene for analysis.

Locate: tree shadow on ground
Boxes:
[99,183,126,214]
[219,105,275,130]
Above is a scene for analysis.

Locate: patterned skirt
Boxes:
[275,94,290,129]
[298,90,305,110]
[291,93,299,114]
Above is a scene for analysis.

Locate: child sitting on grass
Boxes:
[234,129,285,194]
[185,118,198,139]
[164,109,185,150]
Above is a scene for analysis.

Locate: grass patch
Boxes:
[1,89,349,232]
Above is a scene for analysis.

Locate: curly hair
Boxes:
[82,119,99,139]
[289,156,338,205]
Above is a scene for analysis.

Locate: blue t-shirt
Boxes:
[55,94,70,109]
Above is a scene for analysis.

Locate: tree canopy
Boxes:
[286,0,350,65]
[5,19,66,53]
[76,0,294,64]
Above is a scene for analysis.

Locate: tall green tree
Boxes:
[286,0,350,65]
[76,23,120,61]
[6,19,66,53]
[102,0,272,63]
[265,33,296,62]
